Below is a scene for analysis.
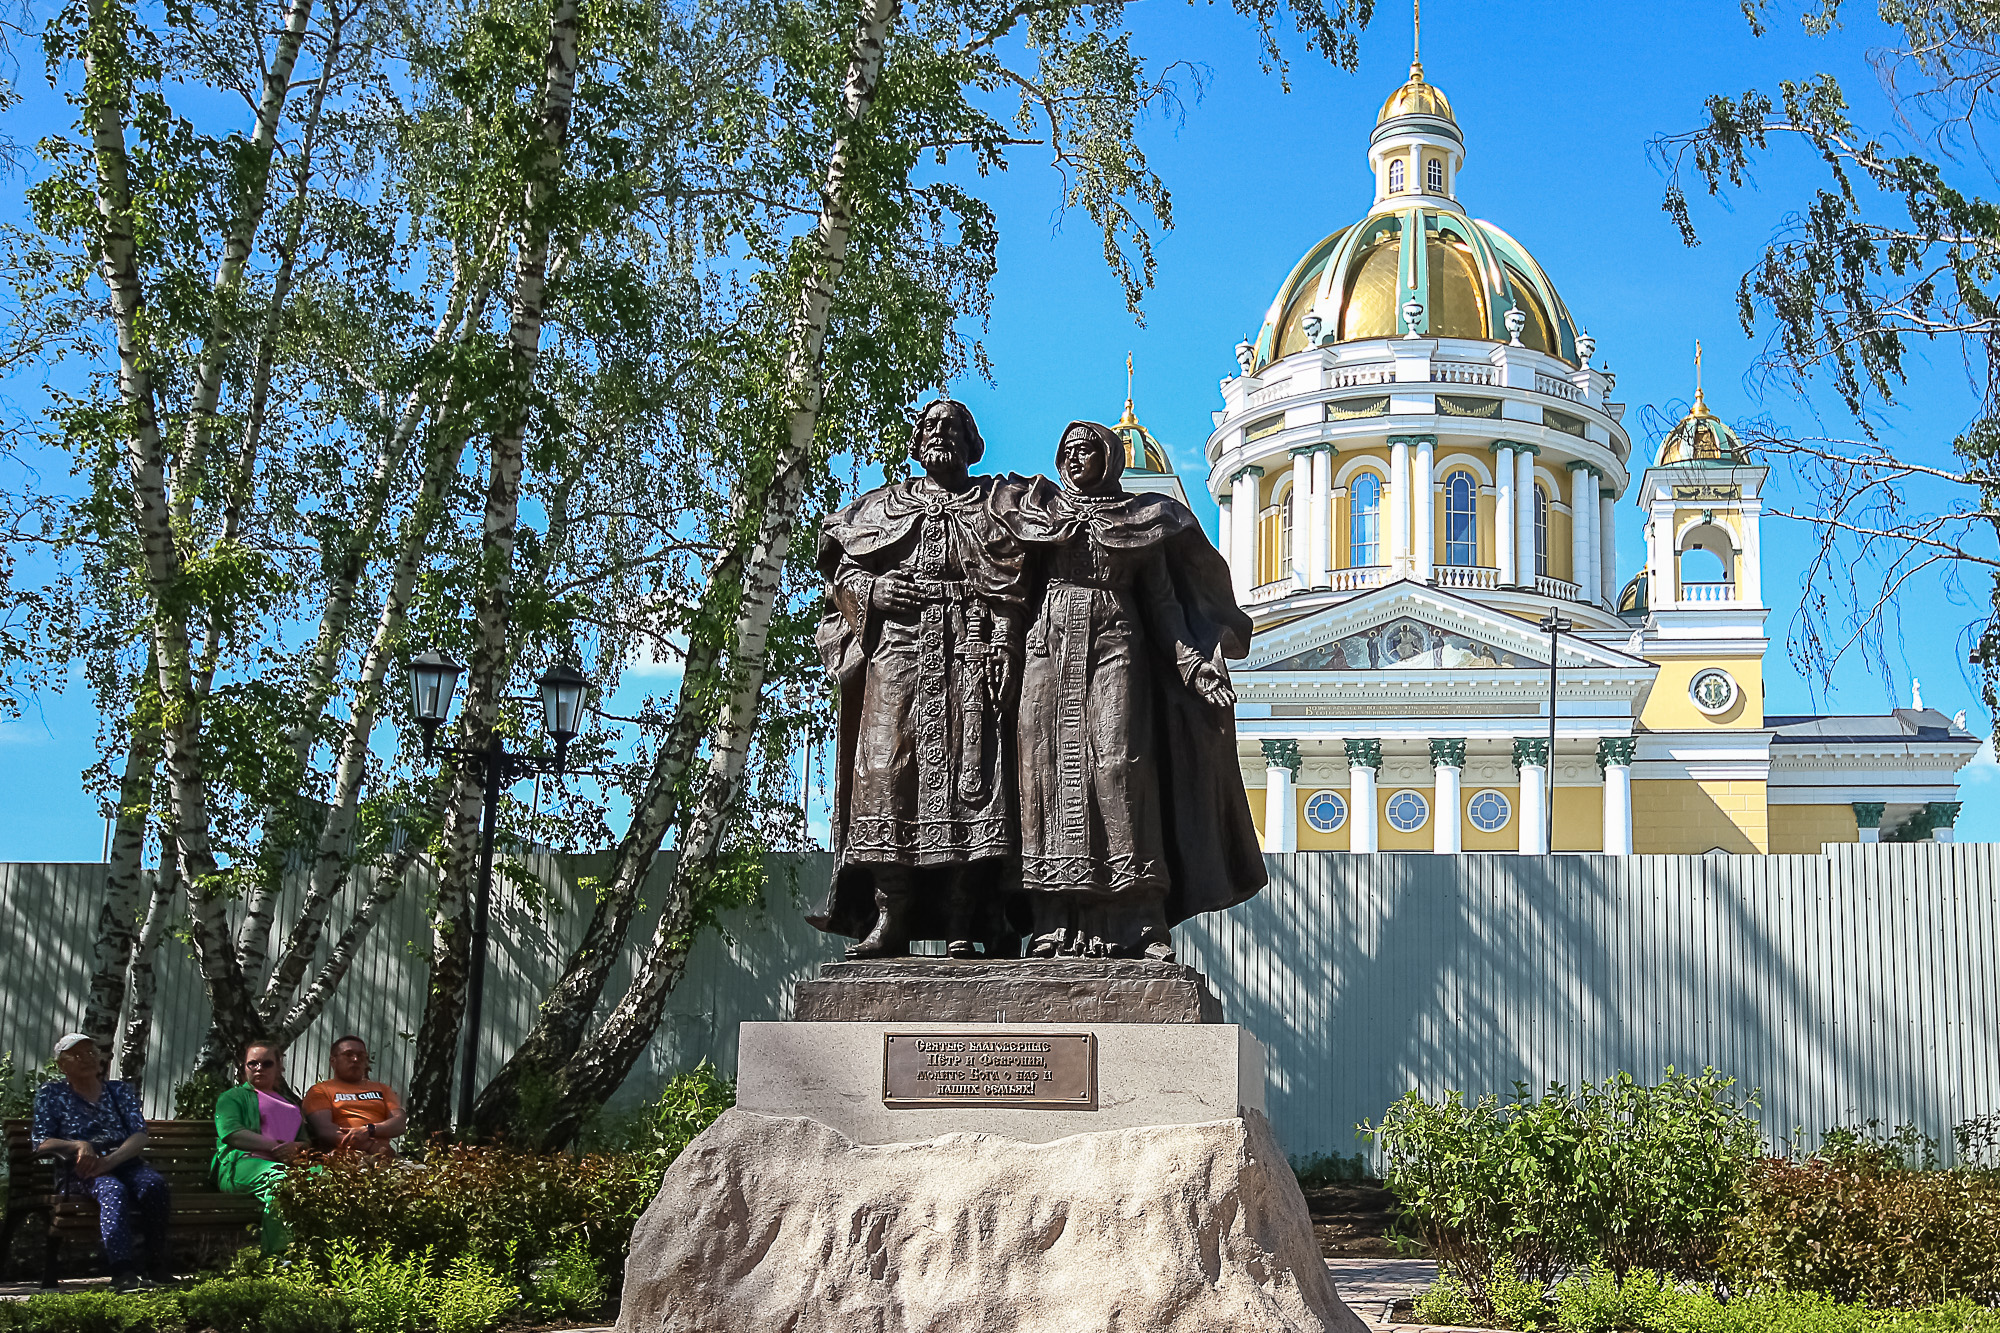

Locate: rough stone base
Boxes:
[792,957,1224,1024]
[616,1108,1365,1333]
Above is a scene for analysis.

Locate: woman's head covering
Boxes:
[54,1032,92,1056]
[1057,420,1126,493]
[910,398,985,466]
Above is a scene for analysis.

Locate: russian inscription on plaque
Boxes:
[882,1033,1096,1109]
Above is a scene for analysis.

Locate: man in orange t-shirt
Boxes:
[301,1035,406,1157]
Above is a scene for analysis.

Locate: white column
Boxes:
[1599,739,1633,855]
[1310,447,1332,586]
[1262,750,1298,853]
[1388,437,1411,576]
[1599,491,1618,604]
[1290,463,1311,584]
[1584,470,1600,604]
[1412,436,1435,583]
[1347,743,1379,854]
[1230,467,1261,600]
[1568,464,1589,597]
[1516,448,1538,586]
[1218,495,1233,580]
[1515,742,1548,855]
[1493,445,1517,586]
[1431,741,1463,854]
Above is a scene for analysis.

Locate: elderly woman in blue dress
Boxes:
[31,1032,171,1288]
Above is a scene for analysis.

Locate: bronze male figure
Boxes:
[809,400,1028,958]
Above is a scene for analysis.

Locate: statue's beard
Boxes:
[917,444,962,469]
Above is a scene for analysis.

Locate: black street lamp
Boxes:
[407,650,595,1132]
[1537,609,1573,855]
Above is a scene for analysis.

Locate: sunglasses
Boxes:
[245,1059,277,1069]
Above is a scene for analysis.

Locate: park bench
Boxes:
[3,1117,260,1285]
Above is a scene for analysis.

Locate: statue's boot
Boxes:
[846,878,912,958]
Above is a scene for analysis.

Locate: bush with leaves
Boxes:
[0,1050,57,1121]
[524,1236,607,1318]
[1721,1156,2000,1307]
[583,1062,735,1180]
[277,1144,654,1282]
[0,1277,340,1333]
[1361,1068,1762,1320]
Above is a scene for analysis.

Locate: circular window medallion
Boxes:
[1467,788,1512,833]
[1689,668,1738,715]
[1385,789,1429,833]
[1304,789,1348,833]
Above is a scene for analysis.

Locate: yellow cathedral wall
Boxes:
[1640,656,1765,730]
[1629,778,1769,854]
[1768,803,1860,854]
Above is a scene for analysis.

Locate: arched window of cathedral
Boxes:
[1388,159,1405,193]
[1443,470,1477,566]
[1533,483,1550,577]
[1426,158,1443,193]
[1278,485,1295,577]
[1350,473,1382,567]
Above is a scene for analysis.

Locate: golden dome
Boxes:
[1378,62,1455,125]
[1251,210,1579,370]
[1114,394,1173,474]
[1657,388,1743,467]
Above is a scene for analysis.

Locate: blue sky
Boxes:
[2,0,1994,858]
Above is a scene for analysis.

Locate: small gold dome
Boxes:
[1378,62,1455,125]
[1658,388,1743,466]
[1115,395,1173,474]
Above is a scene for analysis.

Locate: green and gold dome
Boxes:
[1656,386,1743,466]
[1245,62,1582,372]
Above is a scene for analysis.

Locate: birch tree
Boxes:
[1657,0,2000,712]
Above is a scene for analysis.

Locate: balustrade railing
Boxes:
[1248,578,1299,604]
[1679,581,1736,603]
[1326,566,1389,593]
[1535,373,1582,402]
[1535,574,1583,602]
[1247,379,1292,408]
[1433,363,1496,387]
[1433,564,1499,591]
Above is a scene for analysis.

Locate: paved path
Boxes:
[1326,1257,1488,1331]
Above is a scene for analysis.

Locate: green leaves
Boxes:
[1361,1069,1765,1319]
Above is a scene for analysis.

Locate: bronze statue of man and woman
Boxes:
[810,400,1266,962]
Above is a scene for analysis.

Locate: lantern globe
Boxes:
[409,650,464,727]
[537,662,590,745]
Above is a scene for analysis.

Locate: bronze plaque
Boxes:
[882,1033,1096,1109]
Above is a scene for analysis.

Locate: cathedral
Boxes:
[1112,54,1979,855]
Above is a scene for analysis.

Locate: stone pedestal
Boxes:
[617,959,1363,1332]
[793,958,1224,1024]
[616,1108,1364,1333]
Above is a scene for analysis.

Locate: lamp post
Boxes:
[407,650,593,1133]
[1537,609,1572,854]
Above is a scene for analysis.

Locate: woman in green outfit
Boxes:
[212,1042,310,1253]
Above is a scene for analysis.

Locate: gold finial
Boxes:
[1692,339,1707,413]
[1118,352,1140,429]
[1411,0,1421,77]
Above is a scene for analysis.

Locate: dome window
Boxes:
[1533,483,1550,577]
[1443,470,1477,567]
[1388,159,1405,193]
[1350,472,1383,568]
[1426,158,1443,193]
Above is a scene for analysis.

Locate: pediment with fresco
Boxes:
[1262,616,1546,671]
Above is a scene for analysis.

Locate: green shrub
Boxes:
[324,1241,435,1333]
[1290,1151,1370,1189]
[178,1276,349,1333]
[0,1289,181,1333]
[430,1255,517,1333]
[277,1144,654,1282]
[1817,1119,1940,1173]
[586,1061,735,1183]
[525,1237,607,1318]
[1721,1157,2000,1306]
[0,1050,56,1122]
[173,1070,231,1122]
[1360,1068,1761,1320]
[1418,1266,2000,1333]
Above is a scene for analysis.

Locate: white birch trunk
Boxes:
[534,0,900,1144]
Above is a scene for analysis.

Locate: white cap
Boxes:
[54,1033,93,1055]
